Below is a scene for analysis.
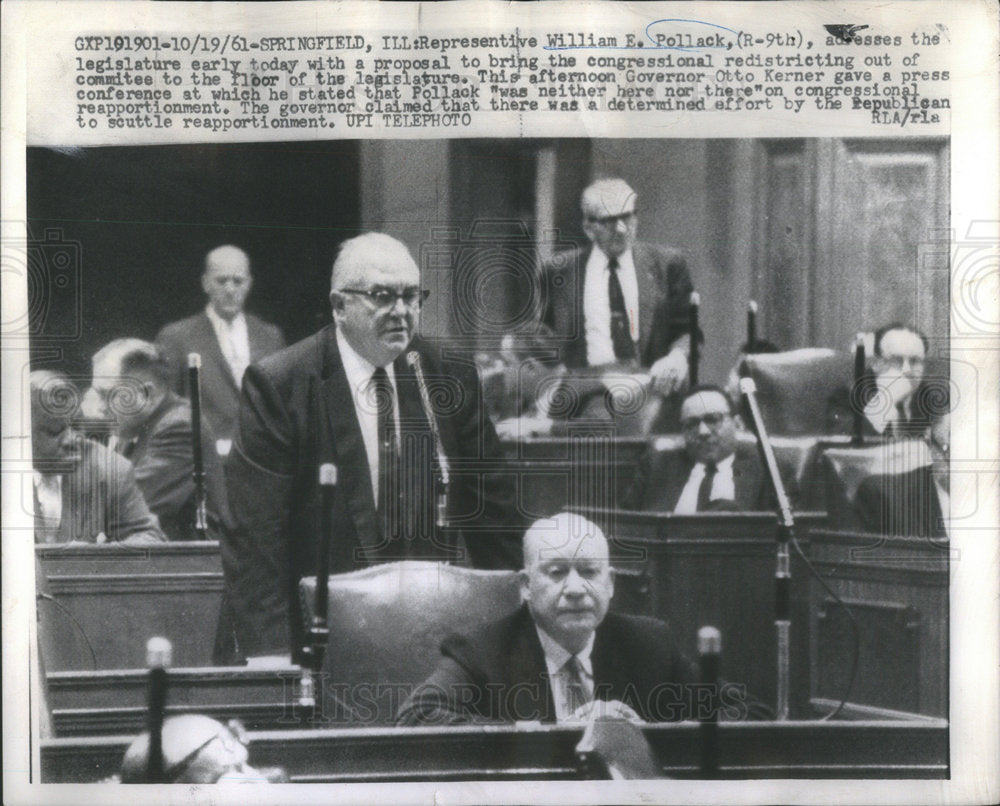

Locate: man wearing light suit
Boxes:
[156,245,285,456]
[224,233,523,667]
[539,178,695,397]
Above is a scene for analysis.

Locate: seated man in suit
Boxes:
[226,232,523,667]
[85,339,230,541]
[30,370,164,545]
[120,715,285,784]
[623,385,775,512]
[493,326,569,439]
[398,512,762,725]
[539,178,695,398]
[826,323,937,439]
[855,410,950,540]
[156,244,285,456]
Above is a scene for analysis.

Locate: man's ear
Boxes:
[329,290,343,314]
[518,569,530,603]
[200,272,210,295]
[608,567,616,600]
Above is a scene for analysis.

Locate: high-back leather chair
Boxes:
[741,349,853,435]
[822,439,934,530]
[300,561,522,726]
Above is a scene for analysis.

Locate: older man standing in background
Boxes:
[539,178,696,397]
[156,245,285,456]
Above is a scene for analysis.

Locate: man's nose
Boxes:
[697,419,712,435]
[563,568,587,594]
[614,217,629,233]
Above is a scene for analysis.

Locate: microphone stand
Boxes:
[187,354,208,540]
[852,334,866,446]
[739,377,795,721]
[688,292,700,387]
[407,352,451,539]
[747,300,758,354]
[698,626,721,777]
[145,636,172,783]
[300,463,336,722]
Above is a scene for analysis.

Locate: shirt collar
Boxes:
[205,304,246,333]
[336,328,396,388]
[586,245,635,274]
[535,625,596,677]
[696,452,736,473]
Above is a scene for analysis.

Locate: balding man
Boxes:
[156,245,285,454]
[539,178,695,398]
[86,339,230,540]
[397,512,733,726]
[29,370,164,545]
[225,233,523,666]
[120,715,283,784]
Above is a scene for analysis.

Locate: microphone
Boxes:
[698,626,721,778]
[145,636,172,783]
[301,463,337,718]
[747,300,758,354]
[187,354,208,539]
[852,333,866,446]
[688,292,700,387]
[406,351,450,529]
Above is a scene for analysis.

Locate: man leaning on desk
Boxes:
[398,512,766,725]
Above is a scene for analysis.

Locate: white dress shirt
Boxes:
[34,471,63,542]
[205,305,251,385]
[673,452,737,514]
[582,247,640,366]
[535,626,595,721]
[336,329,400,501]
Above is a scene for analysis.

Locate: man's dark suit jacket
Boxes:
[120,392,231,541]
[622,441,776,512]
[539,242,693,369]
[397,606,700,725]
[37,439,165,544]
[825,371,936,438]
[855,465,946,539]
[224,325,523,660]
[156,311,285,443]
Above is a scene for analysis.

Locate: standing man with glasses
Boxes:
[539,178,695,397]
[623,385,780,513]
[224,233,523,667]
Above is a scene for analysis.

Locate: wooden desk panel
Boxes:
[40,719,948,782]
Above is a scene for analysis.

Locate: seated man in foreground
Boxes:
[30,370,165,545]
[398,512,757,725]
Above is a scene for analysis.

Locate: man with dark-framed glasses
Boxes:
[623,385,776,513]
[224,233,523,667]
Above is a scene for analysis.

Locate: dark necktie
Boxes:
[563,655,590,717]
[372,367,401,544]
[696,462,718,512]
[607,258,637,362]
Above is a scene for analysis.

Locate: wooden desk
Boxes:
[36,543,222,671]
[39,719,948,782]
[576,509,826,719]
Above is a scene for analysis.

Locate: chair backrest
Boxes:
[300,561,522,725]
[741,348,853,435]
[822,439,933,529]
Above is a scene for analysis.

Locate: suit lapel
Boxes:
[246,314,267,364]
[507,611,555,722]
[320,332,380,558]
[632,243,658,359]
[195,313,240,393]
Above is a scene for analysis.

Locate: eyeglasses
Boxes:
[337,287,430,310]
[879,354,925,370]
[586,212,635,227]
[681,412,730,432]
